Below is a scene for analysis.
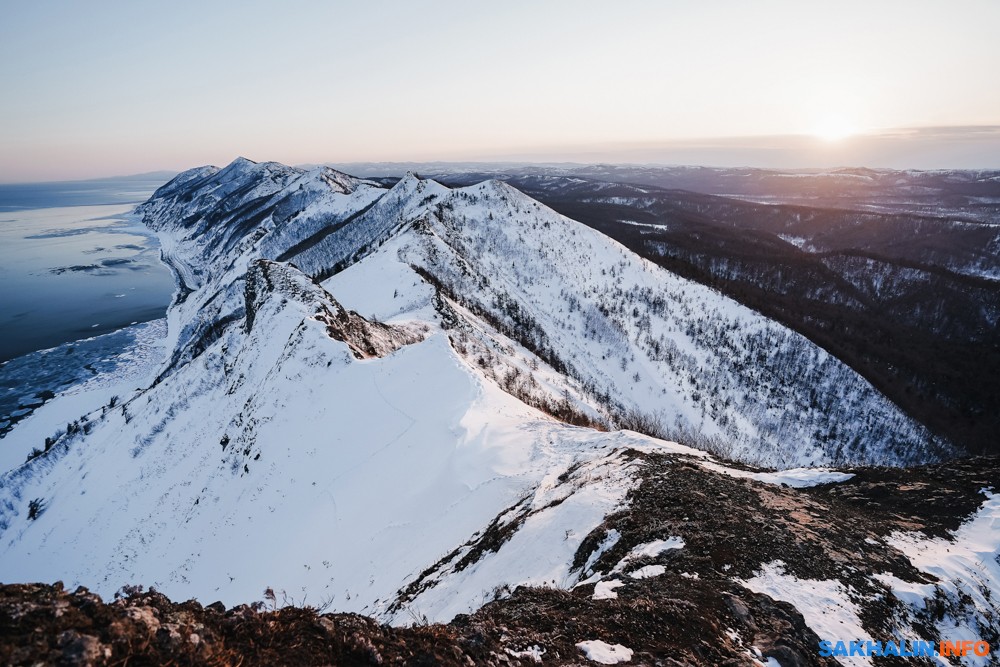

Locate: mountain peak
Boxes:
[227,156,258,168]
[386,171,448,203]
[296,166,364,196]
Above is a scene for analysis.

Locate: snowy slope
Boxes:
[0,251,678,622]
[135,158,949,468]
[0,157,953,627]
[319,177,949,467]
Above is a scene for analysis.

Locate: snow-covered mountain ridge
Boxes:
[0,158,965,639]
[139,157,946,466]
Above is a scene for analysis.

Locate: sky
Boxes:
[1,0,998,181]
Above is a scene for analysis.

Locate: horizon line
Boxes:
[2,123,1000,185]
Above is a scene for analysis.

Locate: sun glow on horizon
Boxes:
[1,1,999,179]
[812,116,858,142]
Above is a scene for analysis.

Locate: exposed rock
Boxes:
[2,450,997,665]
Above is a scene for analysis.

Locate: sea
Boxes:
[0,174,176,434]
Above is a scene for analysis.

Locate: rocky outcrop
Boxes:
[5,456,998,666]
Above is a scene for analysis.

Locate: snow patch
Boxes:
[699,460,855,488]
[583,529,621,573]
[883,491,1000,665]
[628,564,666,579]
[576,639,634,664]
[592,579,626,600]
[506,645,545,662]
[402,447,643,622]
[612,537,684,573]
[872,573,935,609]
[778,233,809,250]
[740,561,872,667]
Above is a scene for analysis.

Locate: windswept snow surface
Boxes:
[0,158,953,625]
[390,443,647,622]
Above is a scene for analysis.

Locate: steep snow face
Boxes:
[0,158,953,625]
[326,178,948,467]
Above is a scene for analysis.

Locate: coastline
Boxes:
[0,319,168,468]
[0,203,176,463]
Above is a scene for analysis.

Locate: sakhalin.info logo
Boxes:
[818,639,990,658]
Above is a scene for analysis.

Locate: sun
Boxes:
[812,116,856,142]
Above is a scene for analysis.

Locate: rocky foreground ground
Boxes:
[2,453,997,666]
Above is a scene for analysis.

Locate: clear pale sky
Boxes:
[1,0,998,181]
